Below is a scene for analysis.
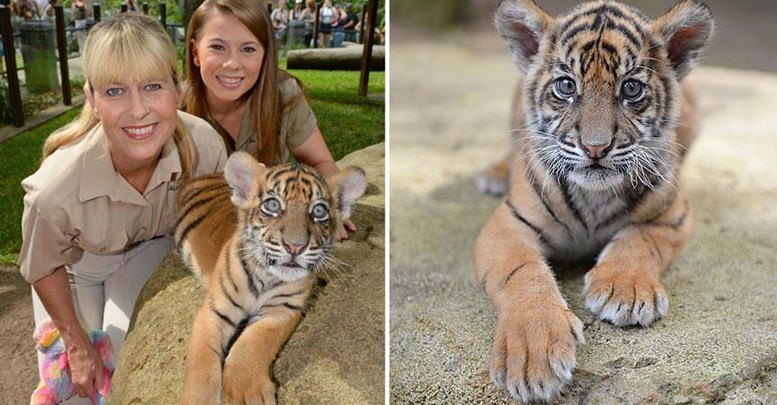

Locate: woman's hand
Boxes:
[65,335,105,400]
[338,218,357,241]
[33,268,105,401]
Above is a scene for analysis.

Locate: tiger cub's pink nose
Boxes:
[283,239,307,255]
[581,141,612,159]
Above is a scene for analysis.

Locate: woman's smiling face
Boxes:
[88,76,181,171]
[191,9,265,108]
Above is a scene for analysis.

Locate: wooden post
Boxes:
[54,5,71,106]
[0,6,23,127]
[313,1,320,48]
[358,0,378,96]
[93,4,101,22]
[359,7,366,43]
[159,3,166,30]
[142,2,148,15]
[121,3,128,13]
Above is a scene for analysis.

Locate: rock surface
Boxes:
[389,40,777,404]
[110,143,385,404]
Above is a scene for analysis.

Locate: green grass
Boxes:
[289,68,385,160]
[0,108,81,264]
[0,68,384,265]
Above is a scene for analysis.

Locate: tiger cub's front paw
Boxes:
[490,301,585,403]
[583,266,669,327]
[222,365,276,405]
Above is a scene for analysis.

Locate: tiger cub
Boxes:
[474,0,713,402]
[175,151,366,404]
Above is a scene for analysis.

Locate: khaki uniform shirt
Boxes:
[18,111,228,283]
[206,78,317,164]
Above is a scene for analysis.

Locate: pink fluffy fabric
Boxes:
[31,318,115,405]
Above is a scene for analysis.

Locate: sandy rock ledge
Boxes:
[389,40,777,404]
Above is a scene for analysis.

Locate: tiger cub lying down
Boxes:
[474,0,713,402]
[175,151,366,404]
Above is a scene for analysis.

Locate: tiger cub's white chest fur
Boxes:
[544,183,638,262]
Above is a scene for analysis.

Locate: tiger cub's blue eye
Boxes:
[554,77,577,98]
[311,203,329,221]
[261,198,282,215]
[621,80,644,99]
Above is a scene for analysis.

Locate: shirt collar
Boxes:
[234,93,255,152]
[205,92,255,155]
[79,125,118,202]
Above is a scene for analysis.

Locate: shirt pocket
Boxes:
[79,227,129,255]
[159,184,179,235]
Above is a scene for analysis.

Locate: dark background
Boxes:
[392,0,777,73]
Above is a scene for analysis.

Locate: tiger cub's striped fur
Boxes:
[176,151,366,404]
[474,0,713,402]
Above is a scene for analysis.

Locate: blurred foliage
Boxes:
[391,0,472,30]
[0,81,11,124]
[179,0,201,29]
[0,77,85,125]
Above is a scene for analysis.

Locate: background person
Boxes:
[339,2,359,41]
[17,0,41,19]
[299,0,316,47]
[42,0,59,22]
[71,0,89,53]
[270,0,289,42]
[291,0,303,20]
[318,0,335,47]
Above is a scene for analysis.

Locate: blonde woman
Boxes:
[18,13,227,403]
[183,0,356,239]
[318,0,335,47]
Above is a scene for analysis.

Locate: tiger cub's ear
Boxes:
[494,0,553,73]
[327,167,367,222]
[224,151,266,209]
[653,0,714,79]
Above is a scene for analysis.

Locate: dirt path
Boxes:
[0,265,38,403]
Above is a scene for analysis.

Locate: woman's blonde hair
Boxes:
[183,0,303,165]
[42,13,197,180]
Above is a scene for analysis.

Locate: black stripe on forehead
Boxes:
[580,37,628,77]
[556,1,651,32]
[560,21,643,58]
[552,2,651,57]
[268,164,301,183]
[266,164,327,199]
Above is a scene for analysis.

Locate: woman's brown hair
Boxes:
[184,0,304,165]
